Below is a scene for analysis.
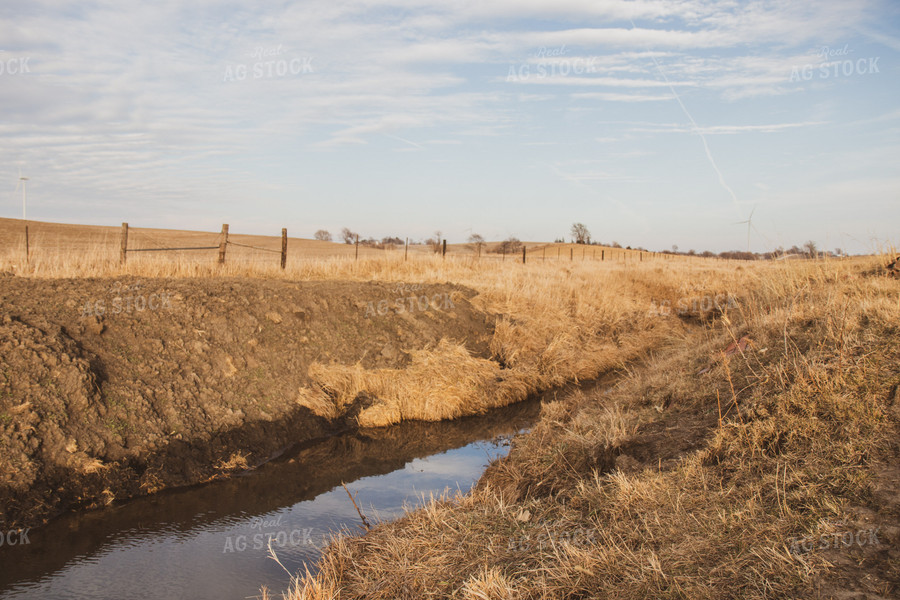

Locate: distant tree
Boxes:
[553,237,565,243]
[313,229,332,242]
[468,233,486,254]
[803,240,818,258]
[672,244,679,254]
[427,230,443,253]
[493,237,523,254]
[719,250,756,261]
[570,223,591,244]
[611,241,622,249]
[341,227,358,245]
[381,236,404,246]
[687,249,696,256]
[834,247,843,257]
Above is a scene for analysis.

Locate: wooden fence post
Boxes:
[522,246,526,264]
[120,222,129,265]
[570,248,573,261]
[281,228,287,269]
[24,225,30,264]
[355,234,359,260]
[442,239,447,258]
[218,224,229,264]
[404,237,409,261]
[601,249,604,261]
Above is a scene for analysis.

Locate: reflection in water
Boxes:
[0,398,541,600]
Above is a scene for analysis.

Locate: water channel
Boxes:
[0,398,543,600]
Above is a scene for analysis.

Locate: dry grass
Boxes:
[215,451,250,472]
[266,255,900,599]
[0,217,652,279]
[282,251,733,428]
[286,256,705,427]
[299,339,533,427]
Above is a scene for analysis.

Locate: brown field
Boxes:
[0,217,655,278]
[1,218,897,598]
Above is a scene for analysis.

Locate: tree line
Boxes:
[311,225,845,260]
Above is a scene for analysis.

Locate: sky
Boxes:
[1,0,898,254]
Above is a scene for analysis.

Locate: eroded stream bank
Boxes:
[0,277,496,528]
[0,396,543,600]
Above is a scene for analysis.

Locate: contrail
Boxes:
[384,134,423,150]
[629,19,740,211]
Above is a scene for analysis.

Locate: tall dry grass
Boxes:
[265,255,900,599]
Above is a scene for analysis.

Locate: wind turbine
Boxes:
[734,206,755,254]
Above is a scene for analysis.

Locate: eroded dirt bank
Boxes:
[0,276,495,529]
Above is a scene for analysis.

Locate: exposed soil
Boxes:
[0,276,496,529]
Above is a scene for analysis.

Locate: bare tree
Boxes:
[570,223,591,244]
[341,227,358,245]
[314,229,332,242]
[428,230,443,254]
[493,237,523,254]
[803,240,818,258]
[468,233,485,254]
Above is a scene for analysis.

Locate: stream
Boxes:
[0,397,543,600]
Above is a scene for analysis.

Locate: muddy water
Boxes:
[0,398,542,600]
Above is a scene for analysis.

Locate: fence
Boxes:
[2,218,702,270]
[352,237,672,264]
[119,223,288,269]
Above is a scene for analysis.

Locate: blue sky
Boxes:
[1,0,898,253]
